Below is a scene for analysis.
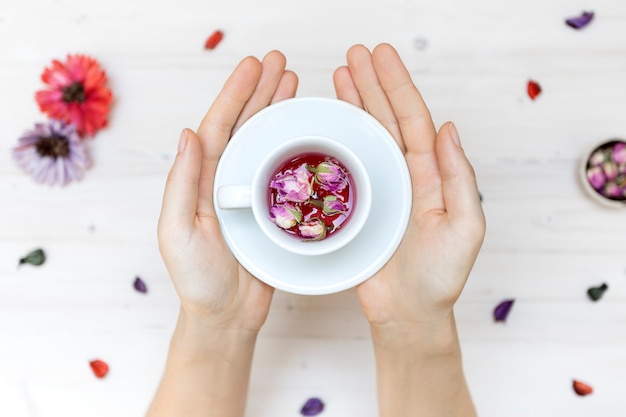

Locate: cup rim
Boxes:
[251,135,372,256]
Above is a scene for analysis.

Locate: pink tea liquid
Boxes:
[268,152,355,239]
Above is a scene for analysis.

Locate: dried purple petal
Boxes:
[133,276,147,293]
[565,11,594,30]
[300,397,325,416]
[19,248,46,267]
[587,283,608,302]
[493,299,515,322]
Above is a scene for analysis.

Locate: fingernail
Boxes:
[178,129,188,154]
[449,122,462,148]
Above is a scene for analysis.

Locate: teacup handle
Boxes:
[217,185,252,209]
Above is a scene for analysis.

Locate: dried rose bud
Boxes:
[322,195,347,216]
[493,299,515,322]
[19,248,46,267]
[572,379,593,396]
[300,397,325,416]
[89,359,109,379]
[270,164,313,203]
[312,160,348,192]
[613,142,626,164]
[588,149,607,166]
[270,203,302,229]
[565,11,594,30]
[299,218,327,241]
[134,276,148,294]
[602,160,619,180]
[586,166,606,190]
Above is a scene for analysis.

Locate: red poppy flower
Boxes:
[35,54,113,138]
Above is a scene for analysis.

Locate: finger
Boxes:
[371,43,443,213]
[371,43,436,155]
[158,129,202,235]
[346,44,405,151]
[333,66,364,108]
[233,50,290,131]
[196,56,263,215]
[436,122,484,229]
[270,70,298,104]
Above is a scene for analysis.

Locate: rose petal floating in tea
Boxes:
[89,359,109,378]
[527,80,542,100]
[565,11,594,30]
[587,283,608,302]
[572,379,593,396]
[300,397,325,416]
[493,299,515,322]
[204,30,224,50]
[271,164,313,203]
[134,276,148,294]
[19,248,46,267]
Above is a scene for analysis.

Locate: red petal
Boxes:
[572,379,593,396]
[89,359,109,378]
[205,30,224,50]
[527,80,542,100]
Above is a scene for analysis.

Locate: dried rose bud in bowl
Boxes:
[580,139,626,208]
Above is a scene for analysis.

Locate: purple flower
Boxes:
[134,277,148,293]
[270,203,302,229]
[270,164,312,203]
[602,161,619,180]
[312,160,348,192]
[300,397,325,416]
[12,119,91,186]
[613,142,626,164]
[604,181,621,198]
[299,218,327,241]
[588,149,606,166]
[565,11,594,30]
[494,299,515,322]
[586,166,606,190]
[322,195,347,216]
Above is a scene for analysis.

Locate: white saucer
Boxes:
[213,97,412,295]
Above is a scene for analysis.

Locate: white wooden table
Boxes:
[1,1,625,416]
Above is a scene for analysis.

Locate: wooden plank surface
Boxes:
[1,1,625,416]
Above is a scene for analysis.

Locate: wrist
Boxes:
[171,307,259,360]
[369,312,459,356]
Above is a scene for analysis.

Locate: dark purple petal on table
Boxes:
[301,397,325,416]
[493,299,515,322]
[565,11,594,29]
[133,276,147,293]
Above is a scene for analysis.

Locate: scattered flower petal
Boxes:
[566,11,594,30]
[19,248,46,267]
[587,283,608,301]
[299,218,327,241]
[134,276,148,293]
[89,359,109,378]
[573,379,593,396]
[35,54,113,138]
[205,30,224,50]
[13,119,92,186]
[493,299,515,322]
[527,80,542,100]
[300,397,325,416]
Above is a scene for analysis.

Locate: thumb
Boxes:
[436,122,484,228]
[158,129,202,235]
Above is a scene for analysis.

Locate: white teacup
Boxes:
[216,135,372,256]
